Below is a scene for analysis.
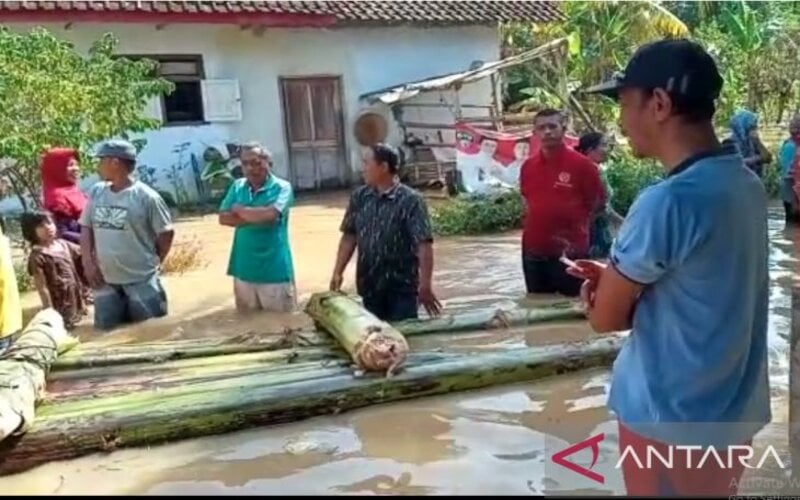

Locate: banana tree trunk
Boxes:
[0,309,77,442]
[0,334,624,476]
[55,303,585,371]
[305,292,409,376]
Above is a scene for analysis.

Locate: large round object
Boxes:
[353,111,388,146]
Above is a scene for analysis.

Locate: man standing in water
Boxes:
[80,140,174,330]
[519,108,605,297]
[330,143,441,321]
[219,142,296,313]
[572,39,769,496]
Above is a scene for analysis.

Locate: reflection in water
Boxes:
[0,209,793,495]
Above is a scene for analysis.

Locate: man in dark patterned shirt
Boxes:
[330,144,442,321]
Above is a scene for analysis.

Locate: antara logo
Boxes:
[551,433,789,485]
[551,433,605,484]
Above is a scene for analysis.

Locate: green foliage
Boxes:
[431,150,664,236]
[762,161,781,200]
[503,1,800,130]
[697,3,800,125]
[431,190,524,236]
[14,258,32,293]
[502,1,689,129]
[0,27,173,207]
[604,153,664,214]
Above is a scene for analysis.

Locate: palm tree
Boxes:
[502,1,689,128]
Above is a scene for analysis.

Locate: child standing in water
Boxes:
[21,211,87,329]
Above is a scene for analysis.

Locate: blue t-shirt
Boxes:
[219,175,294,284]
[779,139,796,178]
[608,146,771,447]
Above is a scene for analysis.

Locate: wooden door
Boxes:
[280,77,346,190]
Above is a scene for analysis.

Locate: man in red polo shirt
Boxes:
[519,109,606,297]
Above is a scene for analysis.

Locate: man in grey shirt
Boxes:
[79,140,175,330]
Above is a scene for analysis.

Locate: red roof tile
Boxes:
[0,1,563,25]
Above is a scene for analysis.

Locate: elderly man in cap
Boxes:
[79,139,175,330]
[218,142,296,312]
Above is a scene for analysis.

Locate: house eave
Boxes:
[0,10,338,27]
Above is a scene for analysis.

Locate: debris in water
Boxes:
[52,475,65,494]
[284,436,338,455]
[494,449,541,461]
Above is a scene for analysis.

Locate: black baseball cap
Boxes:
[583,38,723,101]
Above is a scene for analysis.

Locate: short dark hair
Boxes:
[576,132,605,154]
[370,143,400,174]
[641,88,716,123]
[20,211,53,245]
[534,108,564,122]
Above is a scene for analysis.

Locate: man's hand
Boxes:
[580,279,599,310]
[565,259,606,282]
[83,259,105,289]
[329,272,343,292]
[419,284,443,318]
[566,259,607,310]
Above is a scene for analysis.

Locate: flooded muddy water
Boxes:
[1,201,795,495]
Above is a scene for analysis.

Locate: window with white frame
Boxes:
[130,54,242,126]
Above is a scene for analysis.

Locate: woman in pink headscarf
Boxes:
[41,148,87,244]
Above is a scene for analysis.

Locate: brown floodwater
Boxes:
[0,200,794,495]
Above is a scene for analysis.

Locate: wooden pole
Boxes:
[490,73,503,132]
[453,84,463,120]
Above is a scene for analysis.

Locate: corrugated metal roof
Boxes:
[361,37,568,104]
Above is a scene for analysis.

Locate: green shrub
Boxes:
[430,147,779,237]
[604,153,664,215]
[431,190,524,236]
[14,258,32,293]
[761,161,780,199]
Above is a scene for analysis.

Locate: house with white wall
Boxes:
[0,0,561,202]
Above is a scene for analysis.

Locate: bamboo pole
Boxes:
[54,303,585,371]
[0,334,623,476]
[0,309,77,442]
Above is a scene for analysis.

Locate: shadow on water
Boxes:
[0,208,794,495]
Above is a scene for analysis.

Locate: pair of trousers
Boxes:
[522,252,584,297]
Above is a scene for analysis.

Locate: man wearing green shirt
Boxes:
[219,142,296,312]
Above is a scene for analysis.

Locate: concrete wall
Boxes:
[4,22,498,210]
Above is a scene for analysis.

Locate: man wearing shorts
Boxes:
[80,140,174,330]
[573,39,770,496]
[219,142,296,313]
[519,108,606,297]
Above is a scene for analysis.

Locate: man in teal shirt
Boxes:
[219,142,296,312]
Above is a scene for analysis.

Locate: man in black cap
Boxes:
[80,139,175,330]
[567,39,770,496]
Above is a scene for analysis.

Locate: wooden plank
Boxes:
[399,103,493,109]
[402,122,457,130]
